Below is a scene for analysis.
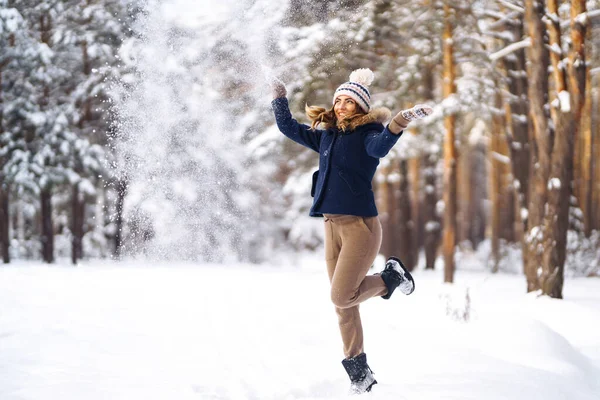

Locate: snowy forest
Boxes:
[1,0,600,297]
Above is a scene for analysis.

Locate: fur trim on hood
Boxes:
[339,107,391,131]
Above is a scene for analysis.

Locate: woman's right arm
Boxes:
[272,97,323,153]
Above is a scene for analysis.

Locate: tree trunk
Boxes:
[523,0,551,292]
[423,154,440,270]
[40,188,54,263]
[418,64,437,268]
[490,93,504,272]
[382,165,397,260]
[492,3,530,244]
[16,198,24,247]
[461,138,487,250]
[457,145,470,246]
[537,0,577,299]
[473,149,488,248]
[408,157,421,267]
[442,0,457,283]
[0,184,9,263]
[569,0,591,235]
[493,10,530,248]
[71,183,85,265]
[503,12,531,233]
[114,178,127,258]
[80,40,93,131]
[40,14,52,44]
[540,120,573,299]
[579,71,593,235]
[568,0,587,123]
[0,64,7,263]
[594,79,600,231]
[397,160,414,270]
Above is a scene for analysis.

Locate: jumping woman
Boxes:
[271,68,432,394]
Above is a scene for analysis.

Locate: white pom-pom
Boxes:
[349,68,374,86]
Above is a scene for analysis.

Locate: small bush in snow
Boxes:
[439,284,472,323]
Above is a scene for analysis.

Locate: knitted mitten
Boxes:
[270,77,287,99]
[389,104,433,134]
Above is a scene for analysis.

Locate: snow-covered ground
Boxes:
[1,255,599,400]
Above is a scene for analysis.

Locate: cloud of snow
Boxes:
[109,0,289,262]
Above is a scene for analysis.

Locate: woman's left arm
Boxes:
[363,127,403,158]
[364,104,433,158]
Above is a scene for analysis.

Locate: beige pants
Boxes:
[323,214,387,358]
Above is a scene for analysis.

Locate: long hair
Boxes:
[305,105,367,132]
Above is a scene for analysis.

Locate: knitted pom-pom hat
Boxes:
[332,68,374,112]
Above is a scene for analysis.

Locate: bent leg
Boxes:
[324,215,386,358]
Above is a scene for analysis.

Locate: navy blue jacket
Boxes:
[272,97,403,217]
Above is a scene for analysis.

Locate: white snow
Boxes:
[1,259,599,400]
[491,151,511,165]
[489,38,531,62]
[575,12,589,26]
[548,177,562,190]
[521,207,529,221]
[558,90,571,112]
[425,221,441,232]
[549,43,562,56]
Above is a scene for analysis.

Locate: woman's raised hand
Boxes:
[389,104,433,134]
[401,104,433,121]
[270,77,287,100]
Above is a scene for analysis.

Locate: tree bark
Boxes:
[568,0,587,123]
[114,178,127,258]
[71,183,85,265]
[540,120,573,299]
[0,66,8,264]
[16,199,24,248]
[442,0,457,283]
[569,0,591,235]
[490,92,505,272]
[493,2,530,244]
[383,165,397,260]
[40,14,52,45]
[461,139,487,250]
[0,184,9,263]
[594,78,600,231]
[579,71,593,235]
[40,188,54,263]
[423,154,440,269]
[80,40,93,130]
[457,145,470,246]
[397,160,415,270]
[523,0,551,292]
[408,157,421,267]
[503,12,531,233]
[537,0,577,299]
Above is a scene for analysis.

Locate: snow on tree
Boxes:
[1,0,130,263]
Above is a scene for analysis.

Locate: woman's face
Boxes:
[334,95,358,120]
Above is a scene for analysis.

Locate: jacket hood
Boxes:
[338,107,391,132]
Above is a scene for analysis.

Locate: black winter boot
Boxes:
[341,353,377,394]
[380,256,415,299]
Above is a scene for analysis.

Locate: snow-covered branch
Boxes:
[491,151,511,165]
[489,38,531,62]
[560,10,600,29]
[495,0,524,14]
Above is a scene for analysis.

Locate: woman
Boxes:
[270,69,432,394]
